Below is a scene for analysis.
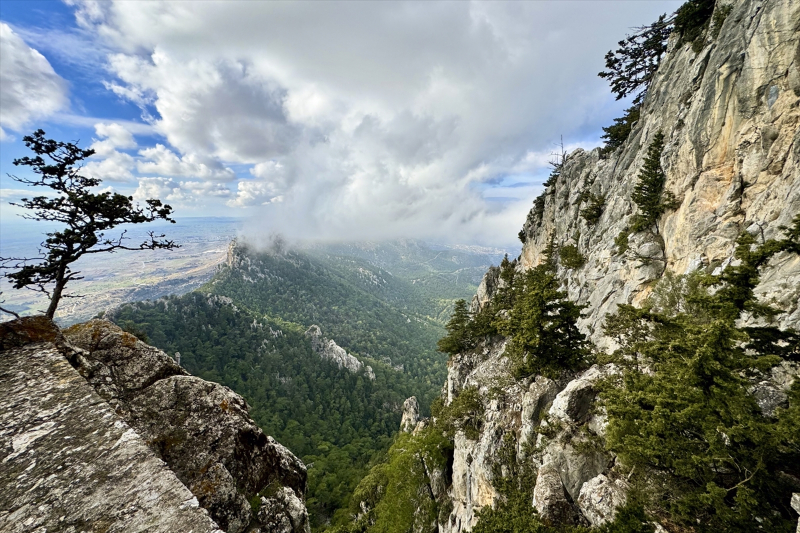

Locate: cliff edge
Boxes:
[0,316,310,533]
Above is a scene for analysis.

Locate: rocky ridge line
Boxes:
[305,324,376,380]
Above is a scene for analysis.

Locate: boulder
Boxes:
[577,474,628,526]
[749,361,798,417]
[0,317,222,533]
[258,487,311,533]
[549,365,614,424]
[532,464,579,525]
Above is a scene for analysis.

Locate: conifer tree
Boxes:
[501,260,589,379]
[0,130,177,318]
[601,215,800,532]
[630,131,676,232]
[437,299,472,356]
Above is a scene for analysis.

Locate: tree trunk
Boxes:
[46,275,66,319]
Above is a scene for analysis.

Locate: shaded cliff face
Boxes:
[505,0,800,349]
[0,317,311,533]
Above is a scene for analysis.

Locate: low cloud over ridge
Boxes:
[20,1,681,246]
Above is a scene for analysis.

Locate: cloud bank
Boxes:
[60,1,680,246]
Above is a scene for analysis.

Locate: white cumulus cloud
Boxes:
[65,0,681,245]
[137,144,235,181]
[0,23,69,140]
[133,177,231,206]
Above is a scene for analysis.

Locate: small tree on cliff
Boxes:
[0,130,178,319]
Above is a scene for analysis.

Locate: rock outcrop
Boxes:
[401,396,422,433]
[305,325,375,380]
[429,1,800,531]
[0,317,310,533]
[510,0,800,350]
[577,474,629,527]
[0,317,221,532]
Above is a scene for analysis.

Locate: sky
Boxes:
[0,0,683,248]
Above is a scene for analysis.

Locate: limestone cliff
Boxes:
[305,325,376,380]
[424,0,800,531]
[507,0,800,349]
[0,317,310,533]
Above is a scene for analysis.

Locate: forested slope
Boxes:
[110,239,503,527]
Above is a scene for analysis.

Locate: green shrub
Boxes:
[600,106,640,156]
[674,0,716,51]
[438,386,484,440]
[580,193,606,225]
[600,216,800,532]
[532,193,546,227]
[118,320,150,343]
[710,3,733,39]
[347,429,454,533]
[559,244,586,269]
[614,230,630,255]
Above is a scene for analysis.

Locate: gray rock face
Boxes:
[0,320,222,533]
[549,365,616,424]
[402,396,422,433]
[541,434,610,502]
[305,325,375,380]
[577,474,629,526]
[441,4,800,529]
[520,376,559,449]
[258,487,311,533]
[532,465,578,525]
[508,0,800,351]
[749,361,799,417]
[791,493,800,533]
[62,319,308,533]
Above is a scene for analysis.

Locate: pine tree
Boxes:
[501,262,589,379]
[601,215,800,532]
[630,131,676,232]
[598,14,672,106]
[437,299,472,356]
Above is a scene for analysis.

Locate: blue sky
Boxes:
[0,0,682,246]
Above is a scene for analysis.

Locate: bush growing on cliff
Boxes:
[598,14,672,106]
[436,385,484,440]
[335,428,454,533]
[674,0,716,51]
[600,215,800,532]
[499,261,590,379]
[579,193,606,225]
[630,131,677,233]
[558,244,586,269]
[600,105,641,156]
[597,0,719,153]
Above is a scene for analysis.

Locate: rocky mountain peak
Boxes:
[305,325,376,380]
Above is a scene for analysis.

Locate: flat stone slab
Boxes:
[0,342,222,533]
